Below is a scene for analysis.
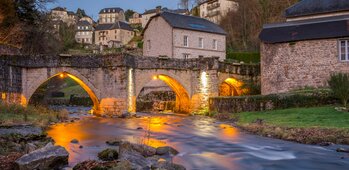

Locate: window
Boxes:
[213,39,218,50]
[147,40,151,50]
[199,38,204,48]
[339,40,349,61]
[184,36,189,47]
[85,26,88,29]
[183,53,190,59]
[77,26,80,29]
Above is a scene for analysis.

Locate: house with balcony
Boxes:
[259,0,349,95]
[143,12,226,61]
[198,0,238,24]
[95,21,134,47]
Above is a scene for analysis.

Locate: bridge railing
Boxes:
[0,54,260,76]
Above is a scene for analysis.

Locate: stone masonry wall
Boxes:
[261,38,349,95]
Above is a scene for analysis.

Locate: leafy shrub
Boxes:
[209,89,337,114]
[328,73,349,107]
[226,51,260,63]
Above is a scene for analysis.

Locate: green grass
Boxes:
[0,103,68,127]
[238,106,349,129]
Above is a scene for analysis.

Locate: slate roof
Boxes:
[52,7,66,11]
[67,11,75,15]
[259,15,349,43]
[95,21,133,31]
[144,12,226,35]
[77,21,91,26]
[99,7,123,14]
[285,0,349,18]
[143,8,188,15]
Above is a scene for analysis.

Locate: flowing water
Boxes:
[46,107,349,170]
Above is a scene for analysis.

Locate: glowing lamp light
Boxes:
[153,75,158,80]
[59,73,65,78]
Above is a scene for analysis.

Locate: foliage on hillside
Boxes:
[220,0,300,52]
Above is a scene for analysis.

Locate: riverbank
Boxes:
[0,103,69,127]
[232,106,349,145]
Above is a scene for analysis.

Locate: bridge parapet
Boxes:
[218,62,260,76]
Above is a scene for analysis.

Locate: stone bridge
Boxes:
[0,54,259,115]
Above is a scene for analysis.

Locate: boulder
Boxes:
[119,141,156,157]
[336,148,349,153]
[15,143,68,170]
[70,139,79,144]
[119,150,151,170]
[24,143,37,153]
[73,160,117,170]
[106,139,123,146]
[152,161,186,170]
[98,148,119,161]
[156,146,179,156]
[111,160,132,170]
[119,112,136,118]
[0,125,42,137]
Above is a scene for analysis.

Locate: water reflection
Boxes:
[47,111,349,170]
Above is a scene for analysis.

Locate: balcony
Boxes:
[207,3,220,10]
[206,10,220,17]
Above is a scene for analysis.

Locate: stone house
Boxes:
[98,7,125,24]
[75,21,94,44]
[79,16,94,25]
[143,12,226,61]
[198,0,238,24]
[141,6,189,28]
[259,0,349,95]
[51,7,78,27]
[95,21,134,47]
[129,12,142,25]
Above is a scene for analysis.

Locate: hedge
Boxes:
[226,52,260,63]
[209,90,337,113]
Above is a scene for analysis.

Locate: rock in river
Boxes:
[156,146,179,156]
[98,148,119,161]
[15,143,68,170]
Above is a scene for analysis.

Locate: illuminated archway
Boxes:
[219,78,245,96]
[137,74,191,113]
[28,72,101,113]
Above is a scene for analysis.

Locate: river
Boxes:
[46,107,349,170]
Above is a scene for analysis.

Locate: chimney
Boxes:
[156,6,162,13]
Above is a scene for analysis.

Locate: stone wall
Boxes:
[261,38,349,95]
[0,45,21,55]
[209,92,336,113]
[0,54,260,115]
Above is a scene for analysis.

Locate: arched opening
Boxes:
[136,74,190,113]
[219,78,245,96]
[28,72,100,113]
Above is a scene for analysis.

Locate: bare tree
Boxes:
[220,0,299,52]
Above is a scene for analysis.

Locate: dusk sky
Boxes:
[46,0,182,20]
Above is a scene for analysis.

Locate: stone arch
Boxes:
[25,68,101,113]
[219,77,245,96]
[135,71,191,113]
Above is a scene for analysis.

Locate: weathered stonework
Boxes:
[261,38,349,95]
[0,54,259,115]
